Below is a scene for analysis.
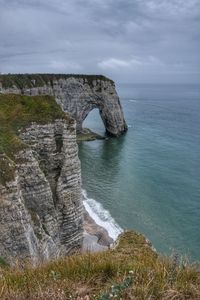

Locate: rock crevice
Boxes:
[0,119,83,264]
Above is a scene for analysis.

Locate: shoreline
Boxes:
[81,198,157,255]
[81,189,123,252]
[82,208,114,252]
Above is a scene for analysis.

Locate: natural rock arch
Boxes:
[0,74,127,136]
[53,76,128,136]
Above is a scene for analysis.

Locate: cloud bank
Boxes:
[0,0,199,83]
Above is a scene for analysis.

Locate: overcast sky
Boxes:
[0,0,199,83]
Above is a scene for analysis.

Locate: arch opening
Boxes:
[82,108,105,137]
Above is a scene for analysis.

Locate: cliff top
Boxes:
[0,74,114,89]
[0,94,71,184]
[0,231,199,299]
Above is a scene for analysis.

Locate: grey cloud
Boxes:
[0,0,199,83]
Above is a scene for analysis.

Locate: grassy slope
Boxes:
[0,94,70,184]
[0,231,199,300]
[0,74,113,89]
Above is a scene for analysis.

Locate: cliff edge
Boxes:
[0,231,199,299]
[0,94,83,264]
[0,74,128,136]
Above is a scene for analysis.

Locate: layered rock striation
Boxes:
[0,74,127,136]
[0,94,83,264]
[0,74,127,264]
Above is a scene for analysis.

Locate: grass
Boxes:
[0,74,113,89]
[0,256,9,268]
[0,231,199,299]
[0,93,71,185]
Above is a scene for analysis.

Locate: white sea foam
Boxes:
[129,99,137,102]
[82,189,123,240]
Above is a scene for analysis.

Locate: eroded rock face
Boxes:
[0,120,83,264]
[0,75,127,136]
[0,75,127,264]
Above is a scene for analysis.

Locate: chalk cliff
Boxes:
[0,94,83,264]
[0,74,127,264]
[0,74,127,136]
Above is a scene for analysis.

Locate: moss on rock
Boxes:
[77,128,105,142]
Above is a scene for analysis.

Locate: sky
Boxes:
[0,0,200,83]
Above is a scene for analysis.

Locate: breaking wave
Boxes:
[82,189,123,240]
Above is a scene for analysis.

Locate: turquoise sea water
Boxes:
[79,84,200,261]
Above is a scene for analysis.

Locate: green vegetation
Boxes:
[0,94,70,184]
[77,128,105,142]
[0,74,113,89]
[0,231,199,299]
[0,256,9,268]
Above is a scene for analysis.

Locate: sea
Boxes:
[79,83,200,261]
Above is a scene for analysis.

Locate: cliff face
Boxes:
[0,74,127,264]
[0,95,83,264]
[0,74,127,136]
